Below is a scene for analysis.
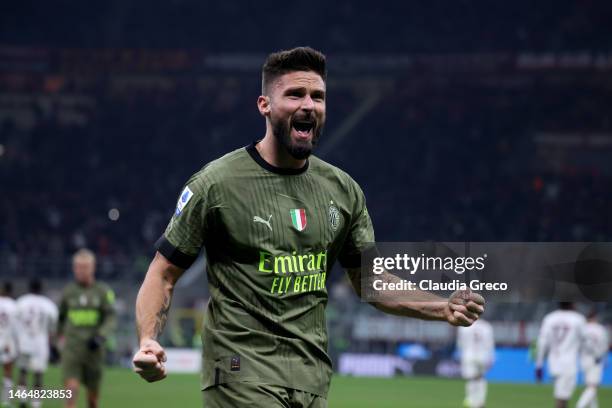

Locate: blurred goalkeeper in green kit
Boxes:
[58,249,116,408]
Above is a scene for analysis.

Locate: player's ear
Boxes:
[257,95,271,116]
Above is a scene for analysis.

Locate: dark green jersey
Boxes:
[156,142,374,397]
[58,282,116,350]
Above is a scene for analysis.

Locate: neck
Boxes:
[257,127,307,170]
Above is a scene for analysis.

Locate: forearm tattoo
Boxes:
[153,292,171,339]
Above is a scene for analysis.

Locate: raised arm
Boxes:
[345,267,484,326]
[133,251,185,382]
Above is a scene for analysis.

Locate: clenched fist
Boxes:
[133,338,167,382]
[445,290,485,326]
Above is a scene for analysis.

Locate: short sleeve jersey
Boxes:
[59,282,115,349]
[581,322,609,361]
[16,294,59,351]
[0,297,18,345]
[457,319,495,365]
[156,142,374,397]
[536,309,586,374]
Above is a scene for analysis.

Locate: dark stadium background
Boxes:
[1,1,611,406]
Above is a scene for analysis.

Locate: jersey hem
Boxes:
[201,378,329,399]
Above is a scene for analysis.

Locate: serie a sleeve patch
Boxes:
[175,186,194,216]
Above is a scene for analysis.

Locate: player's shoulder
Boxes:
[457,324,472,334]
[61,282,80,296]
[19,294,54,308]
[566,310,586,324]
[40,295,58,311]
[548,309,585,324]
[1,296,16,305]
[0,296,17,309]
[543,309,558,320]
[542,310,559,324]
[309,155,364,193]
[94,281,113,293]
[478,319,493,331]
[171,146,250,206]
[15,293,31,306]
[309,155,353,180]
[188,146,250,187]
[94,282,115,302]
[587,321,606,333]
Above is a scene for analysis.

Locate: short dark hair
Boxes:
[29,279,42,294]
[559,301,574,310]
[2,282,12,297]
[587,306,600,320]
[261,47,326,94]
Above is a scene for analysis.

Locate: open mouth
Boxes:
[291,119,315,139]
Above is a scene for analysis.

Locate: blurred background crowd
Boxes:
[1,0,611,378]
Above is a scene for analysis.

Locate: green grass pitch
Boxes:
[16,367,612,407]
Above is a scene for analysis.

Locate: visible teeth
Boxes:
[293,121,313,132]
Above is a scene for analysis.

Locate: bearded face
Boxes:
[265,71,326,160]
[270,109,323,160]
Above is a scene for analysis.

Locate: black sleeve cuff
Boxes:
[155,235,198,269]
[338,244,378,269]
[338,253,361,269]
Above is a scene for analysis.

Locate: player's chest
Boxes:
[67,290,102,309]
[212,179,347,251]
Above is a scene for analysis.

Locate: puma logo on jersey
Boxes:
[253,214,273,231]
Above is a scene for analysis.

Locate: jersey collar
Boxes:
[246,141,309,175]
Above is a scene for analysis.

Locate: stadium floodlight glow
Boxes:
[108,208,120,221]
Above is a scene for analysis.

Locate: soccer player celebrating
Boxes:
[132,47,485,407]
[0,283,17,408]
[536,302,586,408]
[58,249,116,408]
[15,279,59,408]
[457,318,495,408]
[577,309,609,408]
